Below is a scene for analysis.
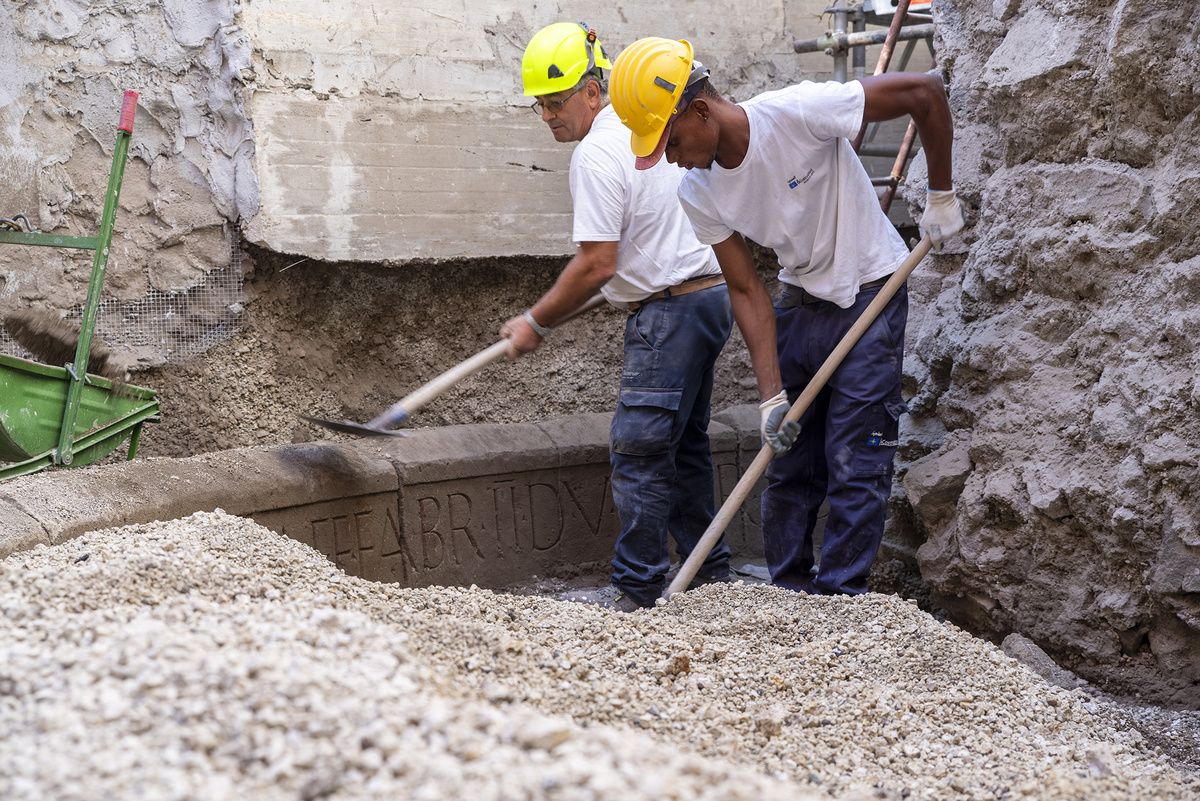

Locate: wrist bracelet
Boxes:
[524,309,552,337]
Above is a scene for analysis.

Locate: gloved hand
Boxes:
[759,390,801,457]
[922,188,967,251]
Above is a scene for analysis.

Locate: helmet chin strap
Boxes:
[578,22,598,74]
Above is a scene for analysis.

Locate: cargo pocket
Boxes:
[611,387,683,456]
[852,399,908,477]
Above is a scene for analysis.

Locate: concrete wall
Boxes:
[0,0,921,299]
[0,406,768,589]
[240,0,840,262]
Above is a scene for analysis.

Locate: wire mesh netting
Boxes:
[0,235,245,370]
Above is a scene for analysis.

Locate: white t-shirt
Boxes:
[677,81,910,309]
[571,105,719,305]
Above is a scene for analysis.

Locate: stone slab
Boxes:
[0,498,50,560]
[535,413,614,469]
[252,491,402,582]
[1,442,397,545]
[0,407,770,589]
[712,405,769,558]
[372,420,560,485]
[390,463,620,589]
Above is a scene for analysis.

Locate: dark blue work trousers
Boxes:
[762,281,908,595]
[609,283,733,607]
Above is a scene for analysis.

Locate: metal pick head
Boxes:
[301,416,410,438]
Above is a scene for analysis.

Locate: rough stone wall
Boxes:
[898,0,1200,706]
[0,0,254,310]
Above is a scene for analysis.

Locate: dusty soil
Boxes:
[134,244,773,458]
[2,512,1197,799]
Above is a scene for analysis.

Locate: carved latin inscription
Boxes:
[255,465,621,589]
[394,467,618,587]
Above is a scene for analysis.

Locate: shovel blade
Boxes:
[301,416,410,438]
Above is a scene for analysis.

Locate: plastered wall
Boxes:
[0,0,251,305]
[0,0,887,297]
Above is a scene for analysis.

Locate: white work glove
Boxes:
[759,390,801,457]
[922,188,967,251]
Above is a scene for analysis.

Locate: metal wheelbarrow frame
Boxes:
[0,91,161,481]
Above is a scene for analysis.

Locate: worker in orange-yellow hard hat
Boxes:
[610,37,967,598]
[500,23,736,612]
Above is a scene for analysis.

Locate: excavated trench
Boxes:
[3,247,1200,798]
[1,243,785,593]
[0,245,1178,703]
[3,0,1199,794]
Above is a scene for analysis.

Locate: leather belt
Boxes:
[627,273,726,312]
[777,273,894,308]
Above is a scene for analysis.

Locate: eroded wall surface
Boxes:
[897,0,1200,705]
[0,0,839,301]
[0,0,254,310]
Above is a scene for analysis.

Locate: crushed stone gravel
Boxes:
[2,511,1197,800]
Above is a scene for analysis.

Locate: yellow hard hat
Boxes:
[521,22,613,97]
[610,37,695,159]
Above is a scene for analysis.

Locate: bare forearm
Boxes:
[728,280,782,399]
[711,234,782,400]
[860,72,953,189]
[911,80,953,190]
[531,242,616,326]
[502,240,615,359]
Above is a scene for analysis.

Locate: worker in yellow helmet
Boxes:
[501,23,736,612]
[610,37,966,597]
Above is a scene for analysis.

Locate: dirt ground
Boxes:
[134,243,775,459]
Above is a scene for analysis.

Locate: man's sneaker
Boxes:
[732,563,772,583]
[560,585,643,613]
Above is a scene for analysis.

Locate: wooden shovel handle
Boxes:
[666,237,933,599]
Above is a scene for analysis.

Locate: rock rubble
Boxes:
[2,511,1196,800]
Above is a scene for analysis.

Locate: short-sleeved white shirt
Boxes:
[570,105,719,305]
[677,81,909,309]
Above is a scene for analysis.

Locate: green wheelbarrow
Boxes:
[0,90,161,481]
[0,353,160,480]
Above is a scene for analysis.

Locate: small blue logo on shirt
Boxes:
[788,168,814,189]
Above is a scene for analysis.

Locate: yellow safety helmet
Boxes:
[521,22,613,97]
[610,37,696,159]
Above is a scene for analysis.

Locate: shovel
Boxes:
[304,293,607,437]
[665,236,934,600]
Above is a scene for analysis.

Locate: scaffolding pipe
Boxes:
[851,0,912,152]
[853,13,867,80]
[858,143,905,158]
[832,3,849,83]
[794,23,934,55]
[880,110,920,214]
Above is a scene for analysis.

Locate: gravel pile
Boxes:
[2,512,1196,800]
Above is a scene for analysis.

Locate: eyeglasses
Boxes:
[530,85,584,116]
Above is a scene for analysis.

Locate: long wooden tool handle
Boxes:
[666,237,933,599]
[369,293,607,428]
[390,338,511,416]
